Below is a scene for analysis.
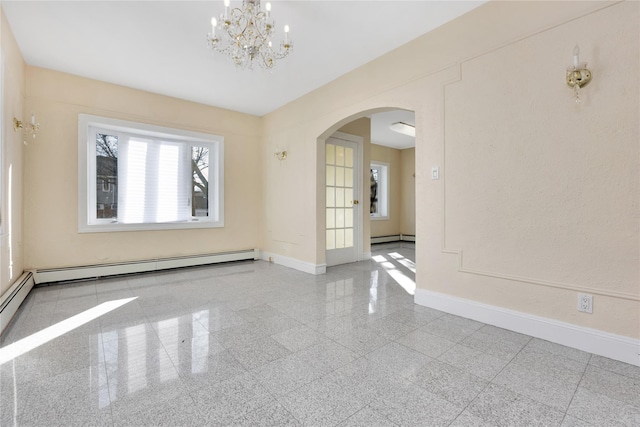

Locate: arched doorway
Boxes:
[317,108,416,274]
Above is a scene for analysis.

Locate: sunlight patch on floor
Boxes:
[372,251,416,295]
[0,297,137,364]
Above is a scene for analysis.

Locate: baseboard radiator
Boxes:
[371,234,416,244]
[34,249,260,285]
[0,272,35,335]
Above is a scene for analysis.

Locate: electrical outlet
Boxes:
[578,293,593,313]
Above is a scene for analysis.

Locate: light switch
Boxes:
[431,166,440,180]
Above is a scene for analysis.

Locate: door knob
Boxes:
[353,200,359,205]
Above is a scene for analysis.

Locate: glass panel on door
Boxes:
[326,143,355,250]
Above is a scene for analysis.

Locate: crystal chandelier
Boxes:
[207,0,293,69]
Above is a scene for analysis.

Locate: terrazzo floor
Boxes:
[1,243,639,426]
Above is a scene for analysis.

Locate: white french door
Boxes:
[325,134,361,266]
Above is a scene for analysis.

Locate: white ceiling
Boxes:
[3,1,485,116]
[370,110,415,149]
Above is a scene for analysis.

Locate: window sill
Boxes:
[79,220,224,233]
[370,216,389,221]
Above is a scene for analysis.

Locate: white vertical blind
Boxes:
[155,141,190,222]
[119,137,148,224]
[119,136,190,224]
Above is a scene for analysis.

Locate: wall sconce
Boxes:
[274,150,287,161]
[13,113,40,143]
[566,45,592,104]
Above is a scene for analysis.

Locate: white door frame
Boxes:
[325,131,364,266]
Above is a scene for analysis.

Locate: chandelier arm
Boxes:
[259,52,273,69]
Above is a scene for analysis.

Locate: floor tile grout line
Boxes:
[251,368,306,426]
[569,356,640,418]
[337,404,401,427]
[587,356,640,381]
[443,335,534,426]
[267,350,381,424]
[559,352,592,426]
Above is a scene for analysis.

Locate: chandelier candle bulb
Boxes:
[266,2,271,17]
[31,114,35,125]
[566,44,592,104]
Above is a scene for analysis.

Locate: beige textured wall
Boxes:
[438,1,638,335]
[262,1,639,338]
[370,143,401,238]
[1,9,25,296]
[400,148,415,236]
[24,67,263,269]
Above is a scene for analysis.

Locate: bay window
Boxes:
[78,114,224,232]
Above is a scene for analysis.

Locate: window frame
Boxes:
[78,114,224,233]
[370,161,389,220]
[0,49,4,244]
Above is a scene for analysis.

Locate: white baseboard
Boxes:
[415,289,640,367]
[371,235,416,244]
[261,252,326,275]
[371,235,401,244]
[0,272,35,335]
[362,252,372,260]
[34,249,260,284]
